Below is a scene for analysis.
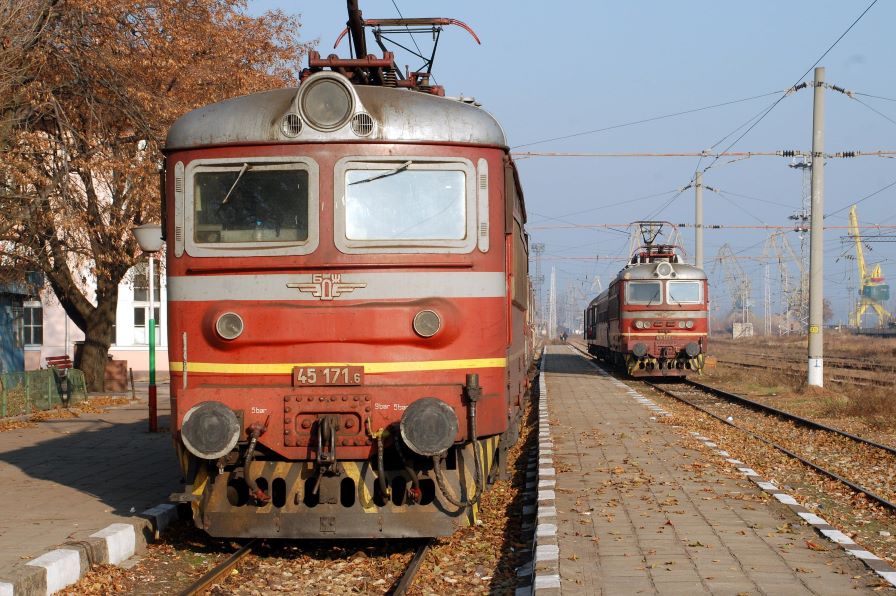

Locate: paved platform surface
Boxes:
[541,345,884,595]
[0,381,180,579]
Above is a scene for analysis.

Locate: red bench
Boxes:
[46,355,77,404]
[45,355,74,376]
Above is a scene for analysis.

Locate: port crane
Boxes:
[848,204,891,328]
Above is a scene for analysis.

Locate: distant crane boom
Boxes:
[848,204,891,328]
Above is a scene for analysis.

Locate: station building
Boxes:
[16,262,169,376]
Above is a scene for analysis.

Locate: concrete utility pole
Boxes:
[695,170,703,269]
[531,242,545,334]
[807,67,825,387]
[548,268,557,338]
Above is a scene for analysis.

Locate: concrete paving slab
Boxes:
[0,381,180,593]
[540,345,884,595]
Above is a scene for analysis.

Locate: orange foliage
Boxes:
[0,0,313,388]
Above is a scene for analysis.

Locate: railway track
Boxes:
[176,535,434,595]
[642,378,896,513]
[179,539,257,596]
[729,349,896,374]
[713,357,887,387]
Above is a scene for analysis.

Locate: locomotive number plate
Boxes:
[292,366,364,386]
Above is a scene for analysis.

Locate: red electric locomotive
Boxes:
[161,14,532,538]
[584,222,708,376]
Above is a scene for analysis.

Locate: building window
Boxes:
[134,306,161,345]
[133,263,161,302]
[23,303,42,345]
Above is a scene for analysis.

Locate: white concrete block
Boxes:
[27,549,82,594]
[91,523,136,565]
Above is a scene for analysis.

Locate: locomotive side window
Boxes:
[626,281,662,305]
[183,158,319,257]
[667,281,703,304]
[334,157,477,254]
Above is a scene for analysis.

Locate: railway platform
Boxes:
[531,344,888,595]
[0,381,180,595]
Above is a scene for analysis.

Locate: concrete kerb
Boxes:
[0,504,178,596]
[531,351,561,595]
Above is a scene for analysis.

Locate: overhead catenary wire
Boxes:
[527,189,680,224]
[825,178,896,219]
[510,90,785,150]
[512,150,896,159]
[854,91,896,103]
[696,0,879,179]
[388,0,433,83]
[851,96,896,128]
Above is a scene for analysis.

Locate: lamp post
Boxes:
[133,224,164,432]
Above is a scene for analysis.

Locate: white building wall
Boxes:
[26,264,169,377]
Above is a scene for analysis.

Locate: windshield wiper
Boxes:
[221,163,250,205]
[348,161,412,186]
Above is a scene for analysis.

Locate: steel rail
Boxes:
[389,538,433,596]
[644,380,896,513]
[714,357,888,387]
[727,350,895,373]
[683,376,896,456]
[178,539,257,596]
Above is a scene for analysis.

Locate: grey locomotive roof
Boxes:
[620,262,707,281]
[165,84,507,150]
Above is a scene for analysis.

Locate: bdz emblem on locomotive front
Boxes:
[287,274,366,300]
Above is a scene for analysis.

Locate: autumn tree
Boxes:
[0,0,312,389]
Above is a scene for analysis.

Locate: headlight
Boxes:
[678,321,686,328]
[181,401,241,460]
[413,310,442,338]
[300,75,353,131]
[655,262,673,277]
[215,312,244,340]
[400,397,459,456]
[685,320,694,329]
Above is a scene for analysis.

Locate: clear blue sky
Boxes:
[249,1,896,327]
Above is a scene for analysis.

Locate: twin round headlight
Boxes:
[635,319,695,329]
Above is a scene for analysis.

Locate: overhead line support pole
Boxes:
[808,67,825,387]
[695,170,703,269]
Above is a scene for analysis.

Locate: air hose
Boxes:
[432,374,484,508]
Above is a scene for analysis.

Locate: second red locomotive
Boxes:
[584,222,708,376]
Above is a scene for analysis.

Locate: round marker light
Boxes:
[181,401,241,460]
[685,320,695,329]
[413,310,442,338]
[634,320,645,329]
[678,321,686,328]
[215,312,244,340]
[300,75,353,131]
